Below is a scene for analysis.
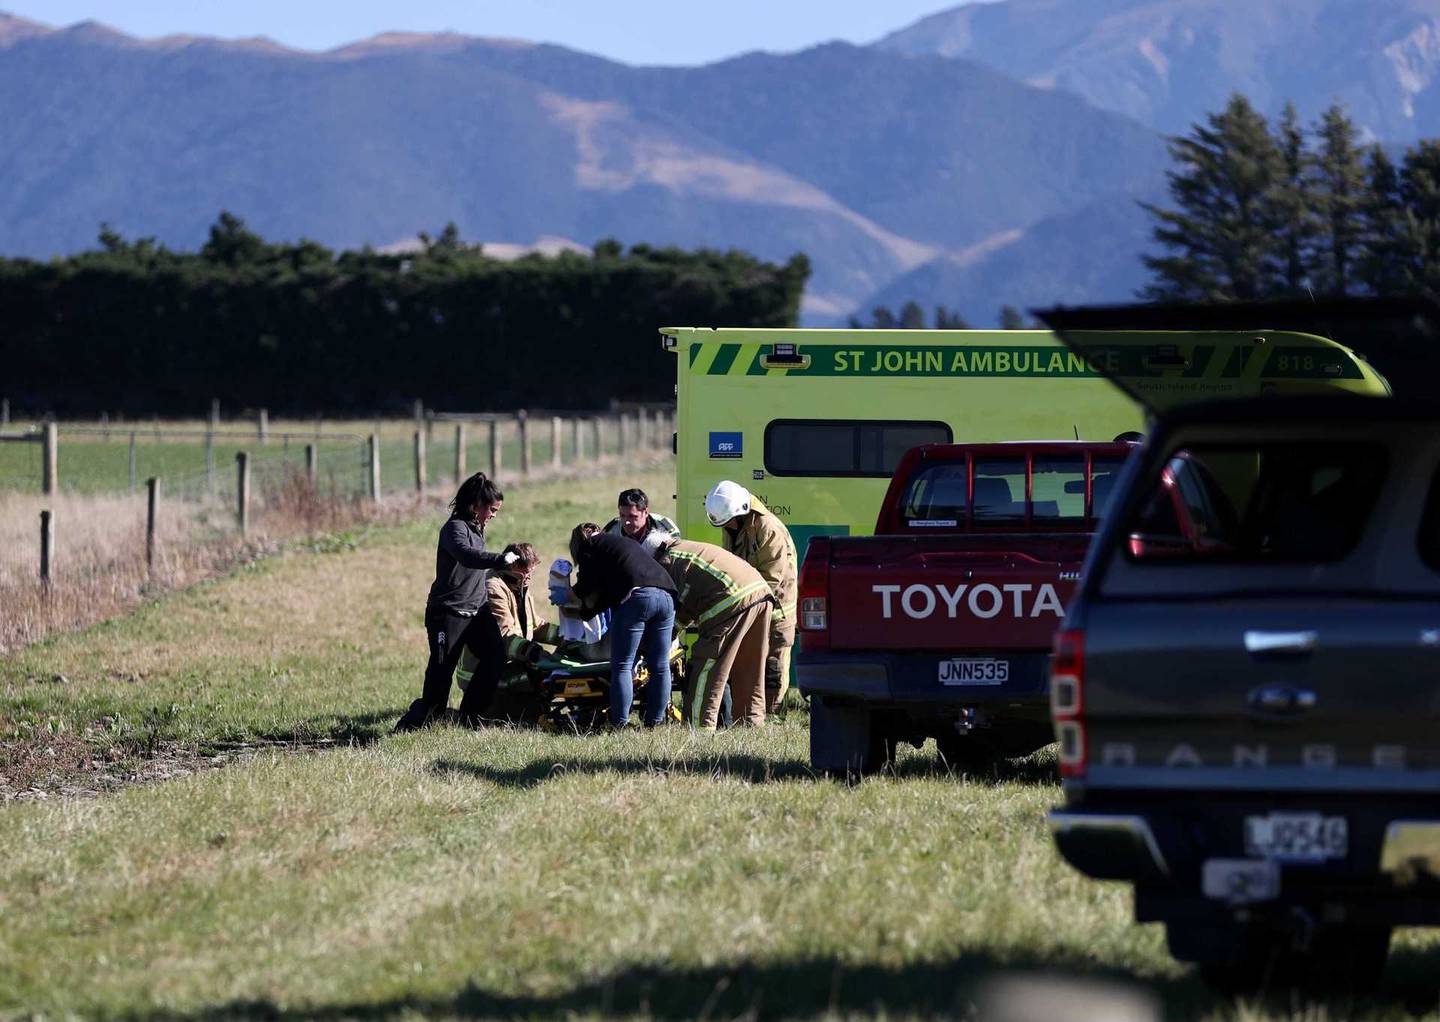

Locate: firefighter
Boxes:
[456,542,567,721]
[395,472,517,732]
[603,487,681,556]
[705,480,797,714]
[656,538,773,729]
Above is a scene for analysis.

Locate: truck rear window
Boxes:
[764,419,951,478]
[901,453,1127,526]
[1125,443,1384,563]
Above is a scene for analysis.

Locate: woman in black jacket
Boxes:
[567,522,678,726]
[395,472,518,731]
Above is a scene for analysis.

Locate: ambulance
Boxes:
[663,326,1390,558]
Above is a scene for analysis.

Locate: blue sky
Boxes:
[4,1,974,65]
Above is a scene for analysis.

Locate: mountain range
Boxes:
[5,1,1440,324]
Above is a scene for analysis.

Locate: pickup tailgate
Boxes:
[1083,597,1440,790]
[825,535,1087,651]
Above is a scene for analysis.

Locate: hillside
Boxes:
[0,14,1168,322]
[876,0,1440,142]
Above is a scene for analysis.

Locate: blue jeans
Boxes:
[609,587,676,726]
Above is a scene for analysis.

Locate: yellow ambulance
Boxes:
[663,326,1391,559]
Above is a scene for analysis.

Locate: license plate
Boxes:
[938,658,1009,685]
[1202,858,1280,903]
[1244,812,1348,863]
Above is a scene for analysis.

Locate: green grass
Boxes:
[1,418,633,498]
[3,468,1439,1020]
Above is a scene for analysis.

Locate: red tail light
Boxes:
[1050,628,1086,778]
[797,537,831,653]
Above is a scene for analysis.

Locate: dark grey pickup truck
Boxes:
[1047,393,1440,990]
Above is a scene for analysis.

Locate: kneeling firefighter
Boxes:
[655,538,773,728]
[705,481,797,714]
[459,542,566,720]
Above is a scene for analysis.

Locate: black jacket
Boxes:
[427,517,509,614]
[573,532,677,613]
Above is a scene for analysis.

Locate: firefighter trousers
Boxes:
[765,615,796,714]
[684,600,771,729]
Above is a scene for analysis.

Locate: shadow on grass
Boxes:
[428,744,1058,789]
[245,708,404,748]
[105,950,1209,1021]
[426,736,1059,794]
[106,942,1440,1022]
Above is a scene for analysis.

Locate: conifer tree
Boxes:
[1359,146,1417,296]
[899,300,926,328]
[998,305,1025,330]
[1311,105,1367,296]
[1270,102,1317,294]
[1140,94,1286,300]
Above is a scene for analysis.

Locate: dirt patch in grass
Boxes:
[0,713,352,802]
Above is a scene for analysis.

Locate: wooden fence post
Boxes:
[257,408,269,445]
[368,434,381,503]
[550,416,562,470]
[42,422,57,496]
[413,430,426,493]
[518,411,531,476]
[571,417,582,463]
[305,443,317,488]
[236,452,250,535]
[128,431,137,494]
[489,419,502,481]
[100,411,110,441]
[146,477,159,572]
[591,417,603,461]
[617,413,628,456]
[209,397,220,431]
[454,423,466,483]
[39,509,52,583]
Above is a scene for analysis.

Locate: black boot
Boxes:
[393,698,443,733]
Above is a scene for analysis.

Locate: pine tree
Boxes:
[899,300,926,329]
[934,305,970,329]
[998,305,1025,330]
[1310,105,1367,296]
[1140,94,1287,301]
[1359,146,1417,296]
[1401,141,1440,297]
[870,306,898,329]
[1270,103,1317,295]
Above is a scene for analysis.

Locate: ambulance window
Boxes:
[764,420,951,477]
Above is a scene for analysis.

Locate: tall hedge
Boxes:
[0,217,810,415]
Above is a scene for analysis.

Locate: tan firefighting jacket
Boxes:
[658,540,772,630]
[485,575,562,666]
[720,497,797,629]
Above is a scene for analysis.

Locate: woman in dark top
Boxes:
[568,522,677,727]
[394,472,518,732]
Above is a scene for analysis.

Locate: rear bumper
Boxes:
[796,650,1049,708]
[1053,800,1440,922]
[1050,811,1170,882]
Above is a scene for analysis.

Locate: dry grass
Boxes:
[0,469,405,655]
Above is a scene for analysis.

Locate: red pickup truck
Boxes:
[797,440,1134,775]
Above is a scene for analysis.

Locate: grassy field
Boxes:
[4,467,1440,1020]
[0,416,639,497]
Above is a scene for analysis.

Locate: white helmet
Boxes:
[705,480,751,527]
